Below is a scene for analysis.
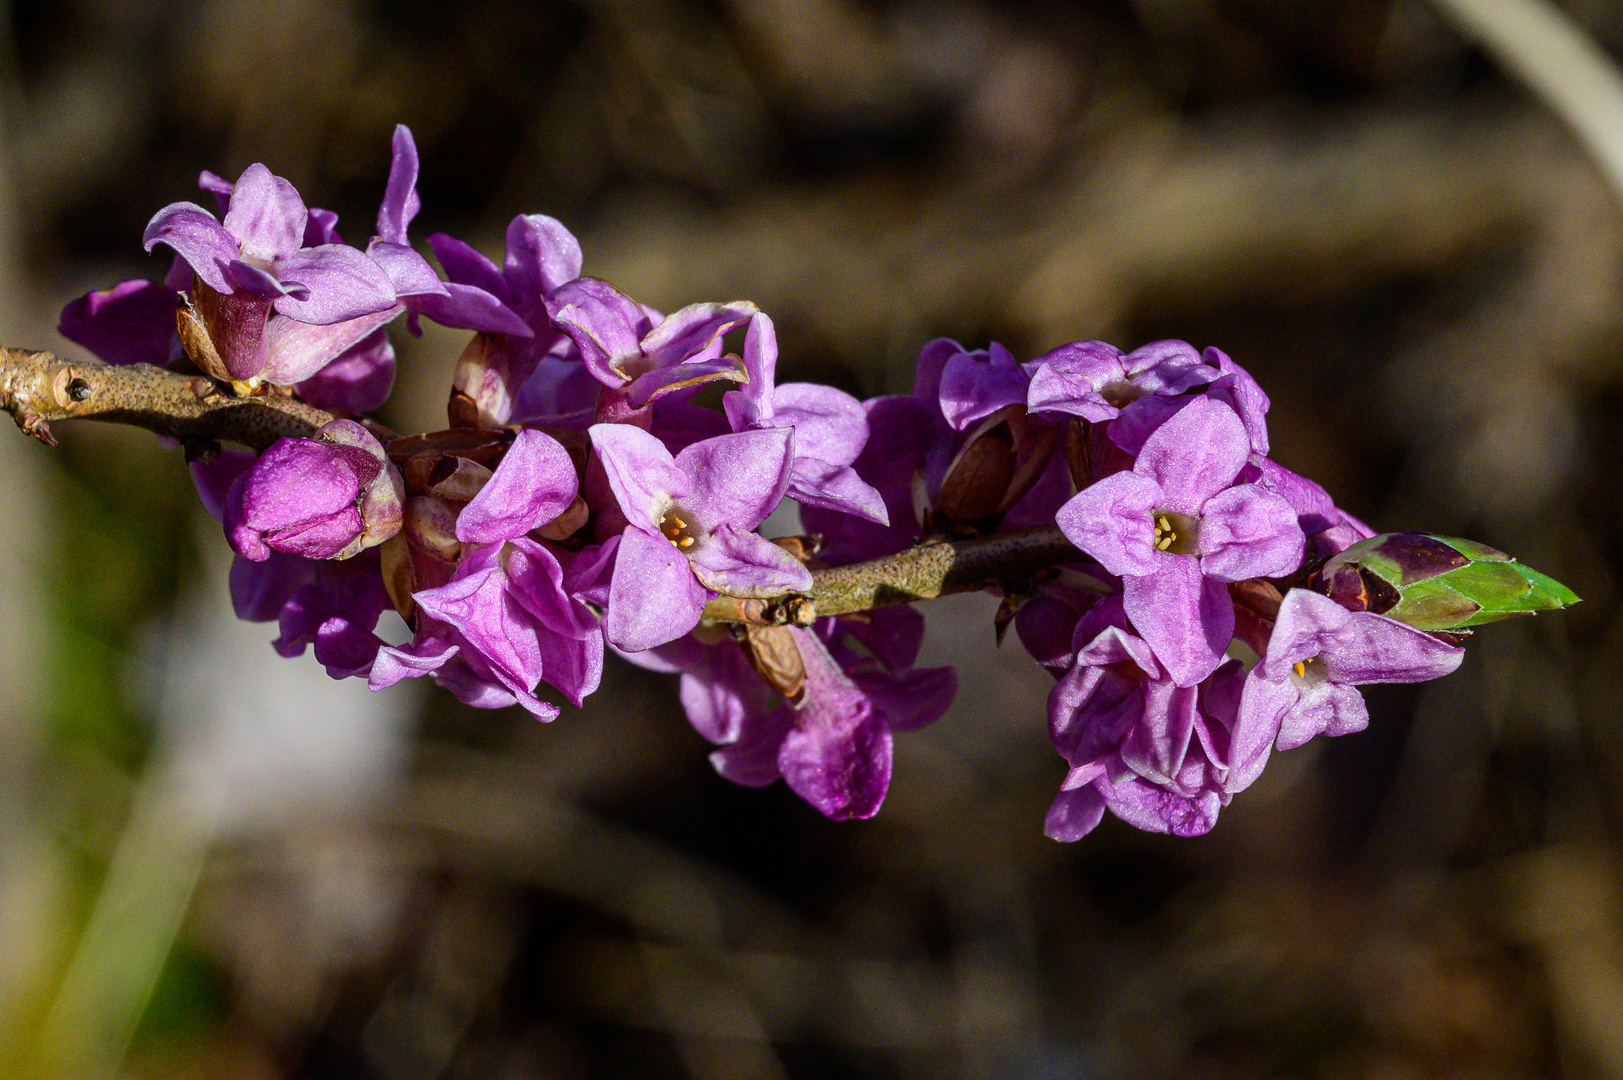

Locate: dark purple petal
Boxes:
[271,245,398,325]
[376,124,421,246]
[851,664,957,732]
[1106,395,1189,456]
[1133,396,1249,514]
[1197,483,1305,582]
[912,337,965,404]
[226,258,306,301]
[676,428,795,533]
[589,423,689,534]
[58,280,178,367]
[225,436,375,561]
[1055,471,1163,578]
[142,203,238,293]
[198,169,233,214]
[604,527,709,651]
[294,327,396,414]
[230,551,313,622]
[776,628,891,820]
[304,207,342,247]
[222,163,307,261]
[1123,557,1232,687]
[428,232,511,302]
[1044,772,1109,841]
[457,429,579,544]
[513,352,602,427]
[190,448,255,520]
[710,707,794,787]
[686,525,814,597]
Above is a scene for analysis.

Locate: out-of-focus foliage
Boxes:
[0,0,1618,1076]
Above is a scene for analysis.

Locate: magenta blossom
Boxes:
[369,429,602,720]
[226,420,404,563]
[1237,588,1463,752]
[589,423,811,651]
[1056,396,1304,686]
[1043,597,1271,841]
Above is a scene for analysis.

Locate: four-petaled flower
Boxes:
[589,423,813,651]
[1056,396,1304,686]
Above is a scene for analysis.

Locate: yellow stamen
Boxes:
[1293,661,1307,679]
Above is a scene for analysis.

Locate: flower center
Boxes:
[1100,380,1143,408]
[1289,656,1328,688]
[659,504,701,550]
[1151,510,1200,555]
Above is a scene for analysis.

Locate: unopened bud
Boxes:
[1317,533,1578,631]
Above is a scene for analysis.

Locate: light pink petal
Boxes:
[141,202,238,293]
[588,423,689,534]
[676,427,795,532]
[686,525,814,597]
[1197,483,1305,582]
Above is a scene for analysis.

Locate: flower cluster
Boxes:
[60,126,1553,838]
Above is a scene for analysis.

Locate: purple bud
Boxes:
[226,419,403,561]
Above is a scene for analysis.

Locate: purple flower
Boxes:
[1236,588,1463,752]
[57,280,179,368]
[273,549,393,679]
[588,423,811,651]
[143,162,401,383]
[1026,339,1214,423]
[629,607,956,819]
[1056,396,1304,686]
[226,419,404,562]
[293,326,397,415]
[548,280,756,412]
[1242,457,1374,561]
[1043,597,1264,841]
[369,429,603,720]
[722,313,886,522]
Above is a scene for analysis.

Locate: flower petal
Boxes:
[367,239,447,299]
[411,282,533,337]
[271,245,398,324]
[1123,557,1232,687]
[294,327,396,414]
[769,382,869,465]
[458,429,580,544]
[428,232,510,302]
[142,202,238,293]
[589,423,690,534]
[604,526,710,651]
[376,124,421,246]
[676,427,795,532]
[58,279,178,367]
[640,301,758,370]
[503,213,583,320]
[1134,396,1250,513]
[547,277,651,385]
[686,525,814,597]
[223,163,307,262]
[1197,483,1305,582]
[1055,471,1163,578]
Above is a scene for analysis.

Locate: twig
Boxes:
[703,526,1078,624]
[0,347,334,451]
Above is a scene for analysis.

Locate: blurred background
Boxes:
[0,0,1618,1075]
